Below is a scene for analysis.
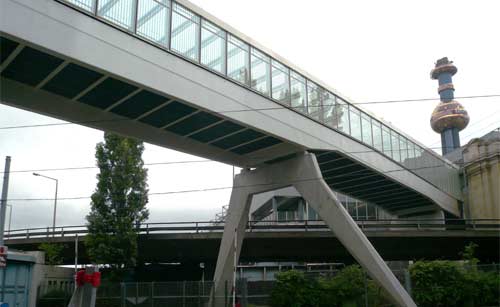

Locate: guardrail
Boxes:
[4,219,499,241]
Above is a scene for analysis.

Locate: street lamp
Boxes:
[6,204,12,234]
[33,173,58,236]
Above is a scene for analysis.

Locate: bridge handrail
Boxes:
[5,219,499,240]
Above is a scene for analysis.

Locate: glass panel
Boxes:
[414,145,424,172]
[407,141,416,169]
[357,202,367,220]
[290,70,307,114]
[98,0,136,30]
[400,137,408,164]
[367,203,376,220]
[307,81,321,120]
[391,130,401,162]
[66,0,95,12]
[349,106,362,141]
[346,197,357,218]
[171,3,200,61]
[382,125,392,158]
[250,48,270,96]
[322,91,336,127]
[372,120,383,152]
[200,19,226,73]
[136,0,169,46]
[271,60,290,104]
[227,34,249,85]
[335,98,350,133]
[361,112,372,146]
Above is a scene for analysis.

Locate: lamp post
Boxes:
[7,205,12,234]
[33,173,58,236]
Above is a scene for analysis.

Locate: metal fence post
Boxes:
[183,280,186,307]
[211,286,215,307]
[242,279,248,307]
[364,271,368,307]
[404,269,412,298]
[121,283,126,307]
[224,280,228,307]
[150,281,154,307]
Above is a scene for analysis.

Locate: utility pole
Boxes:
[0,156,11,246]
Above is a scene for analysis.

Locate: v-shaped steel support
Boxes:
[211,152,416,307]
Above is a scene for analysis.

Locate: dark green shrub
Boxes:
[410,261,466,307]
[271,270,318,307]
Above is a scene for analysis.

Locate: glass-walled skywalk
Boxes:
[53,0,461,198]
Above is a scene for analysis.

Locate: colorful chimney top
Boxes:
[430,57,469,155]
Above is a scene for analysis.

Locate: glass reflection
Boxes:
[200,20,225,73]
[322,91,336,127]
[307,81,321,120]
[361,112,372,146]
[136,0,170,46]
[290,71,307,114]
[251,48,270,96]
[271,60,290,104]
[349,106,362,141]
[98,0,136,30]
[391,131,401,162]
[67,0,95,12]
[335,98,350,133]
[382,125,392,157]
[372,121,383,152]
[227,34,249,85]
[171,3,200,61]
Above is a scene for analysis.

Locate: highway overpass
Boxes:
[6,220,500,264]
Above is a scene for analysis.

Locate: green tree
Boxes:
[85,132,149,279]
[39,242,65,265]
[271,270,318,307]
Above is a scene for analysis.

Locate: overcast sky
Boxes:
[1,0,499,230]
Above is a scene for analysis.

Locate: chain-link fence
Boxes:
[37,279,274,307]
[36,264,500,307]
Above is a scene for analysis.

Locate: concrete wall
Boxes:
[463,131,500,220]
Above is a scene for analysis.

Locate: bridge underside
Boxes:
[0,35,444,216]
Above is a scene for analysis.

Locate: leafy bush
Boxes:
[271,265,383,307]
[271,270,319,307]
[410,261,466,307]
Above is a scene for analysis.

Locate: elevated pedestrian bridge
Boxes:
[1,0,460,216]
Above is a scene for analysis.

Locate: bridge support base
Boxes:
[211,152,416,307]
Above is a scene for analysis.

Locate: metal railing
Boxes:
[5,219,499,241]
